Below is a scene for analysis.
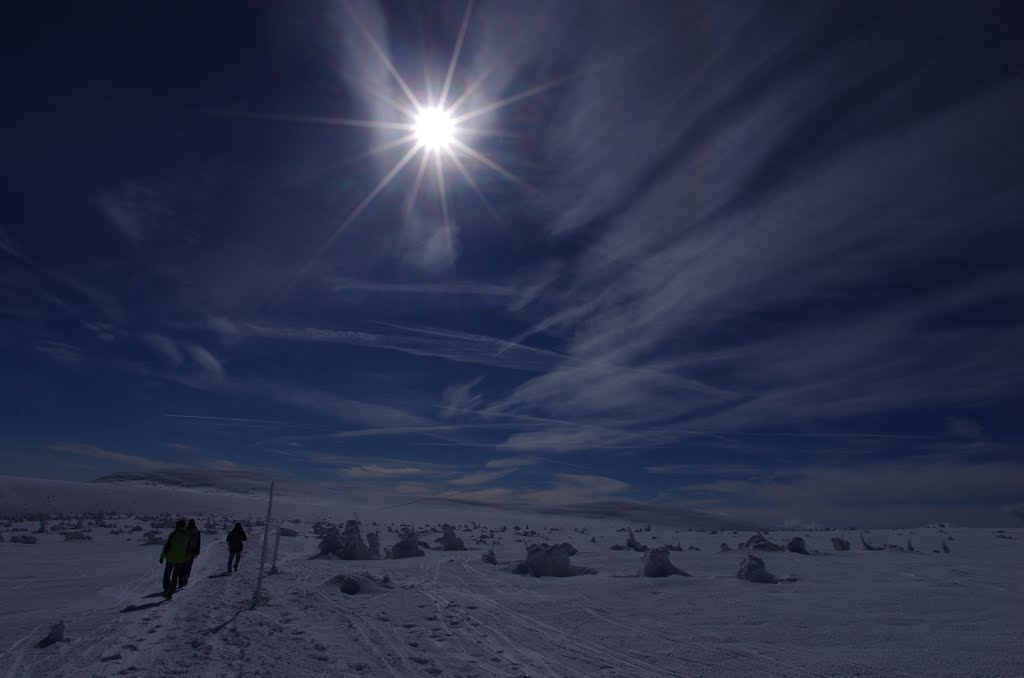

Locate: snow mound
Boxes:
[861,533,884,551]
[736,555,798,584]
[35,621,65,648]
[638,546,691,577]
[316,520,374,560]
[140,531,163,546]
[745,533,784,551]
[786,537,809,555]
[624,528,648,552]
[388,527,425,559]
[63,531,92,541]
[508,543,596,578]
[326,572,394,596]
[437,524,467,551]
[366,531,380,557]
[832,537,851,551]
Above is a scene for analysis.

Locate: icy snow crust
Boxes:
[1,476,1022,677]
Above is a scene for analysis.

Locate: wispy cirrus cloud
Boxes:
[484,456,542,470]
[439,377,483,419]
[143,333,184,367]
[436,2,1024,457]
[235,321,562,373]
[50,443,166,469]
[35,340,83,365]
[447,469,515,487]
[0,227,26,260]
[260,383,429,428]
[644,463,761,477]
[184,343,224,380]
[341,465,435,480]
[327,277,519,298]
[95,181,169,244]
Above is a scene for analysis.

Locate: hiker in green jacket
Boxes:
[159,519,191,599]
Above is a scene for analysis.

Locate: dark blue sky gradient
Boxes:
[2,0,1023,525]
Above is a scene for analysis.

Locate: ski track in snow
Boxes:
[2,485,1023,677]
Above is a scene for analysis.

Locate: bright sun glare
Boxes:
[413,106,455,151]
[251,0,568,275]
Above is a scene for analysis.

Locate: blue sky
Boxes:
[2,1,1023,526]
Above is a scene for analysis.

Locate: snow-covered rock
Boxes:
[786,537,808,555]
[438,524,467,551]
[625,528,648,552]
[638,546,690,577]
[736,555,797,584]
[317,520,374,559]
[746,533,784,551]
[389,528,425,559]
[35,621,65,648]
[512,543,581,577]
[861,533,884,551]
[736,555,779,584]
[140,531,163,546]
[317,532,343,556]
[327,572,394,596]
[64,531,92,541]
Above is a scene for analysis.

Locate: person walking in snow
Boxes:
[178,519,202,587]
[226,522,247,573]
[159,519,191,599]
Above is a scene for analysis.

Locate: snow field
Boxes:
[2,515,1022,677]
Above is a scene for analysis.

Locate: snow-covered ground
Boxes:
[1,476,1022,677]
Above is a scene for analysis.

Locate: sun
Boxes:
[246,0,570,277]
[413,106,455,152]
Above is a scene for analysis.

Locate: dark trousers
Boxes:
[179,558,195,586]
[163,562,186,595]
[228,550,242,571]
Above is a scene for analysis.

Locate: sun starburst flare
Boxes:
[227,0,576,294]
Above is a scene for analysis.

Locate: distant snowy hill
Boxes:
[431,497,763,530]
[5,473,761,530]
[0,474,331,517]
[93,468,278,495]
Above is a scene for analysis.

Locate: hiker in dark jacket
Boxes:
[226,523,247,573]
[178,519,202,587]
[159,519,191,599]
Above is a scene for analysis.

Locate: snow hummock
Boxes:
[638,546,690,577]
